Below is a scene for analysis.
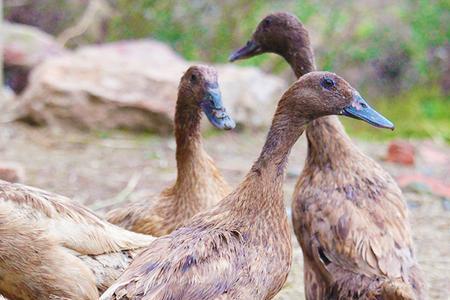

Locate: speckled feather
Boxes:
[0,201,98,300]
[0,180,154,299]
[294,136,423,299]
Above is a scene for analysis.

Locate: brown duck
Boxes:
[106,65,235,236]
[230,12,426,300]
[101,71,392,300]
[0,180,155,300]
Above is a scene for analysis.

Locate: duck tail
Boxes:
[381,279,417,300]
[102,223,156,251]
[68,221,155,255]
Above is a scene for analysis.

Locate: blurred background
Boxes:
[3,0,449,139]
[1,0,449,299]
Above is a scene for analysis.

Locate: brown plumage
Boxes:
[0,180,154,299]
[230,12,426,300]
[0,200,97,300]
[106,65,233,236]
[101,71,381,300]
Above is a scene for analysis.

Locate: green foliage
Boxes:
[108,0,269,62]
[400,0,450,76]
[108,1,447,79]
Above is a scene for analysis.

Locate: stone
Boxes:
[385,140,415,165]
[2,22,65,93]
[396,173,450,199]
[17,40,286,133]
[2,22,64,67]
[0,161,25,183]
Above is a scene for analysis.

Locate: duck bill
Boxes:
[341,92,395,130]
[229,40,262,62]
[200,85,236,130]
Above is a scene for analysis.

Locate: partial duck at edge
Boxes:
[0,180,154,300]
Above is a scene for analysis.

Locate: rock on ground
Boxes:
[17,40,287,133]
[385,140,415,165]
[0,161,25,183]
[2,22,65,93]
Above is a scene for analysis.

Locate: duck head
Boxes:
[180,65,235,130]
[229,12,312,68]
[285,71,394,130]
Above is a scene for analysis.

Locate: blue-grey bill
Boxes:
[228,40,262,62]
[201,87,236,130]
[342,92,394,130]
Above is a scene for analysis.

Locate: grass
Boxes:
[343,86,450,142]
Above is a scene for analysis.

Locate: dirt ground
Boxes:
[1,121,449,299]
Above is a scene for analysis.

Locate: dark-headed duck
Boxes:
[106,65,235,236]
[230,12,425,300]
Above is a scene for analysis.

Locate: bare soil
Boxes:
[1,122,449,299]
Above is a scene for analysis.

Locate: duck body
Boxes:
[106,65,234,236]
[101,134,293,299]
[293,118,424,299]
[102,71,391,300]
[229,12,425,300]
[0,180,154,299]
[102,180,292,300]
[0,198,98,300]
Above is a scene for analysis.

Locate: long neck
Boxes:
[252,112,304,177]
[305,116,357,168]
[281,39,316,78]
[174,97,209,187]
[282,41,355,167]
[228,103,306,213]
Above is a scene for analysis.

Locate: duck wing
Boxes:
[0,180,154,255]
[0,201,99,300]
[298,166,417,286]
[101,225,249,300]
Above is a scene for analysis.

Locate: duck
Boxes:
[100,70,393,300]
[106,65,235,236]
[0,179,155,299]
[0,200,97,300]
[229,12,426,299]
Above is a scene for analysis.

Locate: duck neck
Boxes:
[174,99,209,190]
[281,41,316,78]
[232,103,306,213]
[305,116,357,168]
[282,46,356,168]
[253,116,303,177]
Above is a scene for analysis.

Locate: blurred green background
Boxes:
[4,0,450,141]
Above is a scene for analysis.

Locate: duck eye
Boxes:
[263,18,271,28]
[190,74,198,83]
[321,77,335,90]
